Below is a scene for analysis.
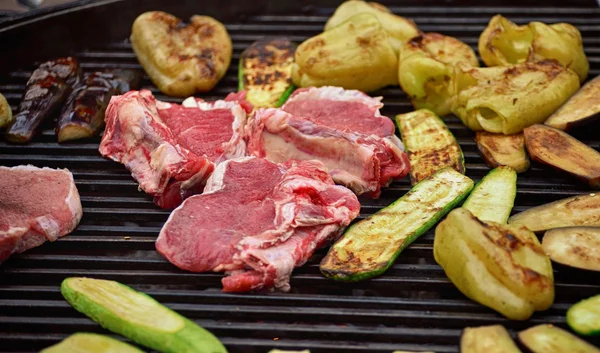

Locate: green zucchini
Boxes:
[60,277,227,353]
[41,333,144,353]
[462,166,517,224]
[320,167,474,282]
[518,324,600,353]
[238,39,296,108]
[395,109,465,185]
[568,294,600,336]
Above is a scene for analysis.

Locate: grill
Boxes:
[2,1,600,352]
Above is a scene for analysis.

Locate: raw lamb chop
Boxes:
[246,108,410,197]
[0,165,82,263]
[99,89,249,208]
[156,157,360,292]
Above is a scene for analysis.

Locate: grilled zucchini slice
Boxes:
[542,227,600,271]
[61,277,227,353]
[463,166,517,224]
[461,325,522,353]
[238,39,296,108]
[41,333,144,353]
[396,109,465,185]
[320,167,473,282]
[518,324,600,353]
[568,294,600,336]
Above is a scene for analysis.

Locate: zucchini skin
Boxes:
[61,277,227,353]
[462,166,517,224]
[320,167,474,282]
[567,294,600,336]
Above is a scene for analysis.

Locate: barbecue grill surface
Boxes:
[2,1,600,352]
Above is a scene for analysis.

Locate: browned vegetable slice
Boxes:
[0,93,12,128]
[508,193,600,232]
[542,227,600,271]
[475,131,530,173]
[524,124,600,188]
[545,75,600,131]
[461,325,522,353]
[518,324,600,353]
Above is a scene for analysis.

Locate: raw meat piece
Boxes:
[0,165,82,263]
[156,157,360,292]
[246,108,410,197]
[99,89,249,208]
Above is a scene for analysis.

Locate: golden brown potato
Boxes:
[324,0,420,53]
[131,11,232,97]
[479,15,589,82]
[0,93,13,128]
[399,33,478,116]
[451,60,580,134]
[292,13,398,92]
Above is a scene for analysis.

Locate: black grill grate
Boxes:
[2,4,600,353]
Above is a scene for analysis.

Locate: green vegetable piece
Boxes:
[61,277,227,353]
[41,333,144,353]
[320,167,474,282]
[568,294,600,336]
[463,166,517,224]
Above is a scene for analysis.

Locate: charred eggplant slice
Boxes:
[524,124,600,188]
[542,227,600,271]
[518,324,600,353]
[239,39,296,108]
[475,131,530,173]
[545,75,600,130]
[6,57,81,143]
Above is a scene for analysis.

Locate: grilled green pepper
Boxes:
[395,109,464,185]
[61,277,227,353]
[41,333,144,353]
[462,166,517,224]
[568,294,600,336]
[519,324,600,353]
[320,167,473,282]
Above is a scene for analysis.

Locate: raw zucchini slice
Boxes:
[518,324,600,353]
[320,167,474,282]
[238,39,296,108]
[568,294,600,336]
[395,109,465,185]
[461,325,522,353]
[41,333,144,353]
[508,193,600,232]
[462,166,517,223]
[542,227,600,271]
[61,277,227,353]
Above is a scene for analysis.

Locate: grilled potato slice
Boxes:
[545,75,600,130]
[399,33,478,116]
[131,11,232,97]
[0,93,12,128]
[475,132,530,173]
[324,0,420,53]
[292,13,398,92]
[451,60,580,134]
[479,15,589,82]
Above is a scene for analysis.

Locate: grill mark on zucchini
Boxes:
[463,166,517,224]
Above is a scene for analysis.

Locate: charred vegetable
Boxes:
[518,324,600,353]
[509,193,600,232]
[238,39,296,108]
[6,57,81,143]
[545,75,600,130]
[461,325,522,353]
[0,93,12,128]
[324,0,420,53]
[57,70,142,142]
[41,333,144,353]
[321,167,473,282]
[524,124,600,188]
[463,166,517,224]
[475,132,530,173]
[399,33,478,116]
[434,208,554,320]
[479,15,589,82]
[542,227,600,271]
[61,277,227,353]
[292,13,398,92]
[131,11,232,97]
[568,294,600,336]
[451,60,579,134]
[395,109,464,185]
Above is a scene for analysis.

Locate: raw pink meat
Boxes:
[155,157,360,292]
[0,165,82,263]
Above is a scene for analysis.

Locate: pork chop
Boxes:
[155,157,360,292]
[99,89,249,208]
[0,165,82,263]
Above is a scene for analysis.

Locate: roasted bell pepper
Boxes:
[451,60,579,134]
[479,15,589,82]
[398,33,478,116]
[434,208,554,320]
